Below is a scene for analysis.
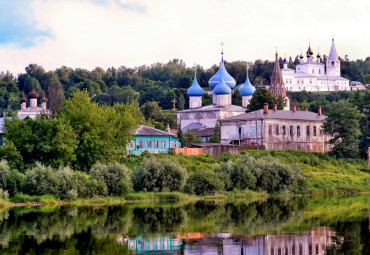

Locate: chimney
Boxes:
[263,103,268,114]
[305,107,308,112]
[293,105,297,112]
[273,104,277,111]
[318,106,322,116]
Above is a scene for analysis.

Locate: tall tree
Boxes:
[46,72,65,114]
[246,88,284,112]
[324,100,364,158]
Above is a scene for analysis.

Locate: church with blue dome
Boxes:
[177,52,255,135]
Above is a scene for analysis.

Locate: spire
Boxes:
[269,51,286,97]
[328,37,338,61]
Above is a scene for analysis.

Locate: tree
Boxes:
[184,129,201,145]
[232,89,242,106]
[246,88,284,112]
[178,94,185,110]
[209,123,220,143]
[58,90,143,171]
[46,72,65,114]
[324,100,364,158]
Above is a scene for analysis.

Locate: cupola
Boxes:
[208,55,236,89]
[240,72,255,97]
[187,72,204,97]
[28,89,39,99]
[213,77,231,95]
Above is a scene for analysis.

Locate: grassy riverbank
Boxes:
[123,150,370,195]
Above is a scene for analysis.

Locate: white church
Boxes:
[282,39,350,92]
[177,53,255,133]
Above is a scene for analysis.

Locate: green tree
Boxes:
[324,100,364,158]
[59,90,143,171]
[178,94,185,110]
[246,88,284,112]
[184,129,201,145]
[208,123,220,143]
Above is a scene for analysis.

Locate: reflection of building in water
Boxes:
[122,227,338,255]
[118,235,182,254]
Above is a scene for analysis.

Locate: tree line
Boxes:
[0,56,369,114]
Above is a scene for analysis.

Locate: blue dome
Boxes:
[283,58,287,64]
[213,77,231,95]
[240,72,255,96]
[208,56,236,89]
[187,73,204,97]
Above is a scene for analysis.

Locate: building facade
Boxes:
[17,90,51,119]
[177,53,255,134]
[282,39,350,92]
[219,104,331,153]
[126,125,180,155]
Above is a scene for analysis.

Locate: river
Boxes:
[0,194,369,254]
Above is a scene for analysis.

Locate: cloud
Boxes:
[0,0,52,48]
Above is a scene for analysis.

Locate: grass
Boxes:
[124,192,191,201]
[9,193,58,204]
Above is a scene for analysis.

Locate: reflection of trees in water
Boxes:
[0,196,368,254]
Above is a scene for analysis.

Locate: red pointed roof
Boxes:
[269,52,286,97]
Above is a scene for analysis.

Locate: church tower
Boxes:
[187,72,204,109]
[270,51,290,110]
[326,38,340,77]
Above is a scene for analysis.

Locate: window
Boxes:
[155,140,159,148]
[313,126,317,136]
[282,126,286,135]
[147,140,152,148]
[172,141,177,148]
[331,61,334,65]
[268,125,272,135]
[312,69,314,74]
[290,125,293,136]
[275,125,279,135]
[297,126,301,137]
[306,126,310,136]
[140,140,144,148]
[319,69,321,74]
[320,128,324,135]
[162,140,166,148]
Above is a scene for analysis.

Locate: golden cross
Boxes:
[171,99,177,111]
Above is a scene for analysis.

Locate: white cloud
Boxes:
[0,0,369,74]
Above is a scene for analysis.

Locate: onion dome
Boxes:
[20,92,27,102]
[299,53,304,59]
[27,89,39,99]
[240,72,255,97]
[187,72,204,97]
[41,97,48,102]
[283,58,287,64]
[308,46,313,55]
[317,53,321,58]
[213,77,231,95]
[208,56,236,89]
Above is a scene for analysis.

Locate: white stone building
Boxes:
[177,53,255,134]
[219,104,331,153]
[282,39,350,92]
[17,90,51,119]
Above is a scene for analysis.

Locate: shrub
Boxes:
[132,157,187,192]
[185,170,224,195]
[24,163,59,196]
[0,188,9,202]
[66,189,78,200]
[0,160,10,189]
[90,162,132,196]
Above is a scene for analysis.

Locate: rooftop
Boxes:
[192,127,216,137]
[134,125,175,137]
[219,109,327,122]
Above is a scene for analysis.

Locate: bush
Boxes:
[90,162,132,196]
[132,157,187,192]
[0,160,10,189]
[66,189,78,200]
[185,170,224,195]
[24,163,60,196]
[0,188,9,202]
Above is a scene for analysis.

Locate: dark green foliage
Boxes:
[215,155,305,193]
[141,101,177,130]
[324,100,364,158]
[184,129,201,145]
[184,170,224,195]
[132,157,187,192]
[24,163,60,196]
[246,88,284,112]
[90,162,132,196]
[208,123,220,143]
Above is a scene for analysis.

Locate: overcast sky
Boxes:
[0,0,369,74]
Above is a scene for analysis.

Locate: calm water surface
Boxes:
[0,195,369,254]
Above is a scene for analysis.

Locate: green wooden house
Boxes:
[127,125,180,155]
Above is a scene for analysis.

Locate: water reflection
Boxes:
[0,195,368,254]
[122,227,338,254]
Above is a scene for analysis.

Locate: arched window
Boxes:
[331,61,334,66]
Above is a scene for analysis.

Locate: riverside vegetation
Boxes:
[0,150,369,205]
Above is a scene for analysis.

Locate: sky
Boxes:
[0,0,369,74]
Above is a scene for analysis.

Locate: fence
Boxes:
[170,148,203,156]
